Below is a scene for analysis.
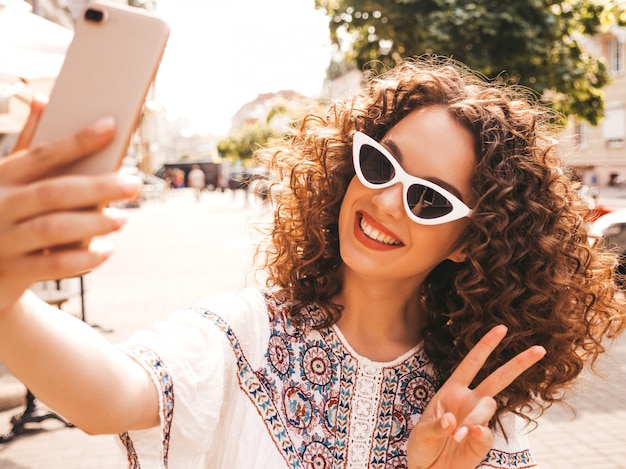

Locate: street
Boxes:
[0,187,625,468]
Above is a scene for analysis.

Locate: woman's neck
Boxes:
[333,270,426,362]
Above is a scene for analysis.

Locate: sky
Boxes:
[154,0,332,135]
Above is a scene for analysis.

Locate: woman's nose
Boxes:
[371,182,405,219]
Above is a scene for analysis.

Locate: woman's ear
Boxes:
[446,245,467,263]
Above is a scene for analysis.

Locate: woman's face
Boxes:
[338,105,476,286]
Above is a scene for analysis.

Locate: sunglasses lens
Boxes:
[359,144,395,184]
[407,185,454,219]
[356,135,461,222]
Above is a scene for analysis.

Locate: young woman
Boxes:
[0,56,623,468]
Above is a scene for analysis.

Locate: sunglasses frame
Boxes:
[352,131,473,225]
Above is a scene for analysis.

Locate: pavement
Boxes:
[0,186,625,468]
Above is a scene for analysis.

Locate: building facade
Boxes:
[562,26,626,187]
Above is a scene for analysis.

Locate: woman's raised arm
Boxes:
[0,99,159,434]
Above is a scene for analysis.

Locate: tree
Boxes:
[216,122,280,162]
[315,0,626,124]
[217,93,321,162]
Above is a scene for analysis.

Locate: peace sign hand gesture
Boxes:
[407,325,546,469]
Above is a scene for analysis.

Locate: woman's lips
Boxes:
[354,211,404,250]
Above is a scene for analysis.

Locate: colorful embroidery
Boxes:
[195,308,304,469]
[195,294,433,467]
[119,432,139,469]
[481,449,538,468]
[195,292,537,469]
[119,345,175,469]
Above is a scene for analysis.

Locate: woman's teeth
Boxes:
[359,215,402,246]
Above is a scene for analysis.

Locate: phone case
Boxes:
[31,0,170,175]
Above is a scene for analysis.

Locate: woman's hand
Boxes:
[407,325,546,469]
[0,98,142,313]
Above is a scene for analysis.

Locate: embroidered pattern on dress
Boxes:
[119,345,175,469]
[481,449,538,468]
[195,294,434,468]
[193,308,304,469]
[195,292,537,469]
[119,432,139,469]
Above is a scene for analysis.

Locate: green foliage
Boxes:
[216,123,281,162]
[315,0,626,124]
[217,94,321,162]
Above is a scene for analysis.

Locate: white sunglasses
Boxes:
[352,131,473,225]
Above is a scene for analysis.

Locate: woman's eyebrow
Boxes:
[381,138,467,202]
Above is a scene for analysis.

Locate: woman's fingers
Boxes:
[5,240,114,285]
[2,117,116,185]
[473,345,546,397]
[447,325,508,388]
[447,324,546,398]
[11,96,47,152]
[0,173,141,225]
[0,208,128,259]
[407,410,457,467]
[452,395,497,442]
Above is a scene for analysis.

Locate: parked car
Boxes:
[139,173,167,202]
[588,208,626,286]
[117,167,166,207]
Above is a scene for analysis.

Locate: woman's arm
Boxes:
[0,99,159,434]
[0,292,160,434]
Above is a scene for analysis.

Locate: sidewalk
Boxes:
[0,188,625,468]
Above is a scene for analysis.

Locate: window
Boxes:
[603,103,625,148]
[608,37,625,76]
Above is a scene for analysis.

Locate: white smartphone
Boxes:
[30,1,170,176]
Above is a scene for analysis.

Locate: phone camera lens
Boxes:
[84,8,104,22]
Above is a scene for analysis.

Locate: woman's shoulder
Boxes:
[185,288,317,354]
[188,288,270,335]
[192,288,268,319]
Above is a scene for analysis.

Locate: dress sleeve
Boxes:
[477,413,540,469]
[115,289,270,469]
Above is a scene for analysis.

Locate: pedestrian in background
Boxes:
[188,164,205,202]
[0,56,624,468]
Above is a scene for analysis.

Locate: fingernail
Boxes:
[33,93,49,105]
[105,208,129,230]
[90,116,115,135]
[116,174,142,196]
[453,426,468,443]
[90,240,114,260]
[441,414,450,429]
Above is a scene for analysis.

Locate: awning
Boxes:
[0,0,72,133]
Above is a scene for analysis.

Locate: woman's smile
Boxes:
[355,210,405,250]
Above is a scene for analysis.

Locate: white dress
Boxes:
[117,289,539,469]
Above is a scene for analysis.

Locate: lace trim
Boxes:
[347,361,383,467]
[329,325,423,468]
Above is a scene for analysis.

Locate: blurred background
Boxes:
[1,1,626,467]
[2,0,626,195]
